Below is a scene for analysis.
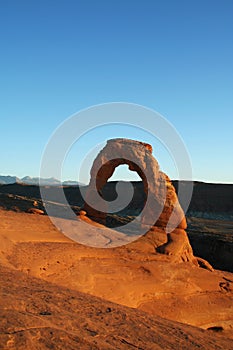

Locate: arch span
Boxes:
[83,138,186,230]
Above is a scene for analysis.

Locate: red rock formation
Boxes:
[26,208,44,215]
[83,138,210,267]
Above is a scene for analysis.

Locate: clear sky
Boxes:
[0,0,232,183]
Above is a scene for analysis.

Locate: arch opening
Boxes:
[107,164,142,182]
[84,138,164,228]
[94,160,148,226]
[96,159,147,193]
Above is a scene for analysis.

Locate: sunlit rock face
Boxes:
[83,138,203,265]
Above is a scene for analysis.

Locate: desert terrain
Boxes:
[0,181,233,349]
[2,0,232,348]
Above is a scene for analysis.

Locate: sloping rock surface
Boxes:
[1,265,233,350]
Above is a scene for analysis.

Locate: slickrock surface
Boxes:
[1,264,233,350]
[0,209,233,346]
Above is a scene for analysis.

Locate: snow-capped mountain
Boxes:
[0,175,21,185]
[21,176,61,186]
[0,175,83,186]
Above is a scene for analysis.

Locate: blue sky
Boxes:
[0,0,232,183]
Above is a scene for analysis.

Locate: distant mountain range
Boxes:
[0,175,84,186]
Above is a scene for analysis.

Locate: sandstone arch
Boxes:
[82,138,208,265]
[84,138,185,230]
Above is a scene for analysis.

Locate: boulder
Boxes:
[26,208,44,215]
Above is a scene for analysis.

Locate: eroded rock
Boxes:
[83,138,210,266]
[26,208,44,215]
